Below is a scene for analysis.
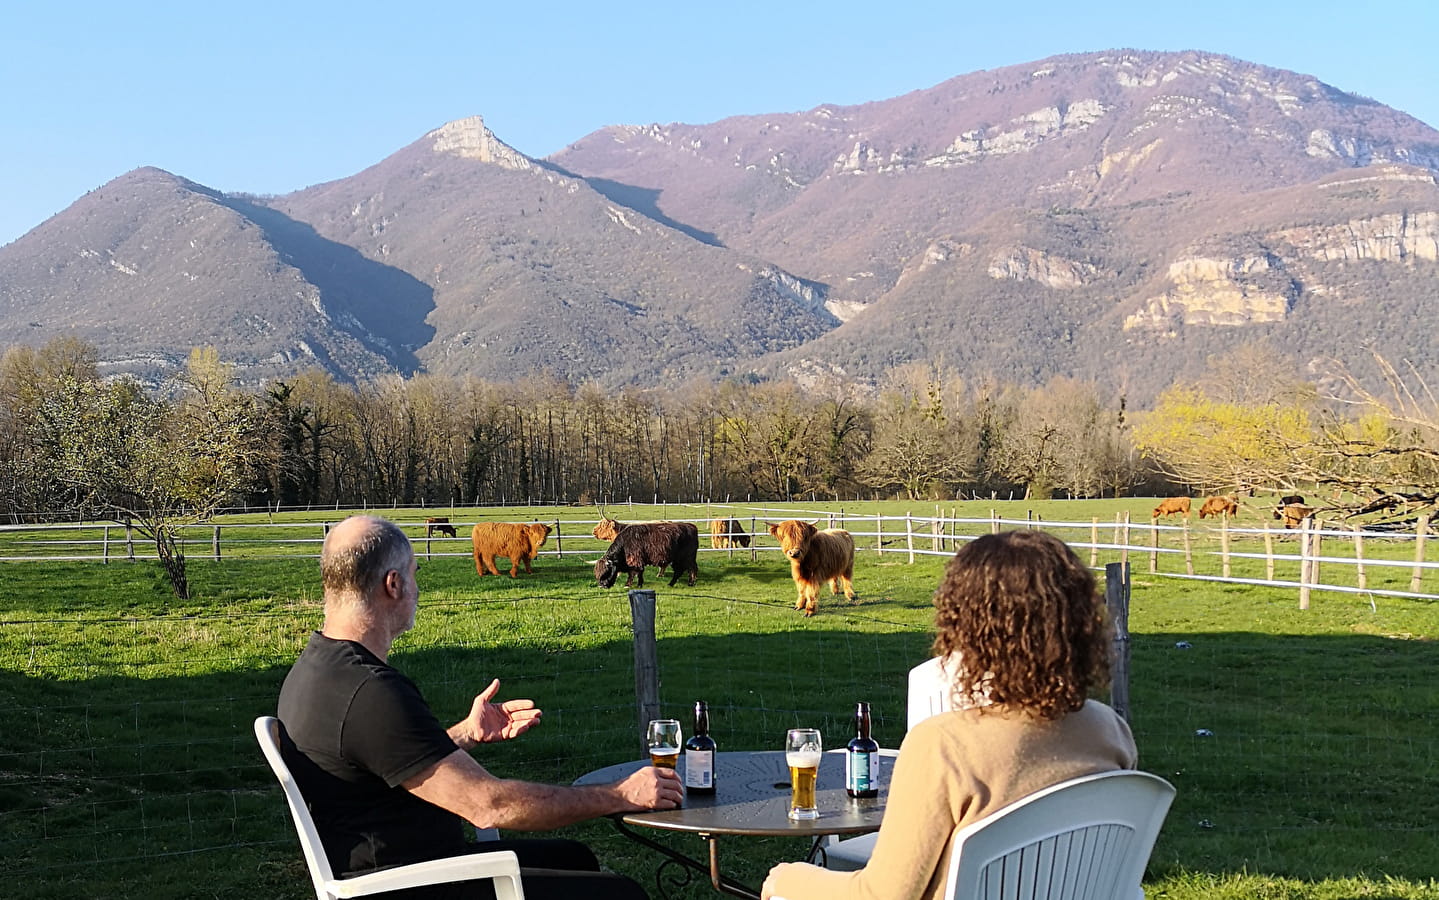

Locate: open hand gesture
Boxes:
[454,679,542,747]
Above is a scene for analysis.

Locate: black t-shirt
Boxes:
[277,632,465,876]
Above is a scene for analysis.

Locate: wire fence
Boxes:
[3,507,1435,605]
[3,505,1438,894]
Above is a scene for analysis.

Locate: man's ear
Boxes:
[382,568,404,598]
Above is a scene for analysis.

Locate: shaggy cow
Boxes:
[1152,497,1192,520]
[709,518,752,549]
[1281,494,1306,507]
[766,520,856,617]
[1275,503,1316,529]
[424,516,457,539]
[471,522,551,577]
[592,517,623,542]
[1198,496,1239,519]
[593,521,700,589]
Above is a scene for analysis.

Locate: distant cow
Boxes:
[424,516,457,539]
[1198,496,1239,519]
[593,521,700,589]
[709,518,752,549]
[1275,503,1315,529]
[1152,497,1192,520]
[766,520,856,617]
[1281,494,1306,507]
[471,522,551,577]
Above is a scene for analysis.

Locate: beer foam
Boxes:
[786,751,822,768]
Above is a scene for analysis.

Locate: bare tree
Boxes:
[30,348,257,598]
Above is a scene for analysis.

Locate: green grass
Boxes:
[2,501,1437,899]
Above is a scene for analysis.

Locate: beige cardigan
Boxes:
[767,700,1138,900]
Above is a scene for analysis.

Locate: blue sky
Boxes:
[2,1,1435,247]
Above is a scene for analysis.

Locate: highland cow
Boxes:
[709,517,752,549]
[1280,494,1306,507]
[471,522,551,578]
[424,516,457,539]
[1152,497,1191,520]
[1275,503,1316,529]
[1198,496,1239,519]
[766,520,856,617]
[593,521,700,589]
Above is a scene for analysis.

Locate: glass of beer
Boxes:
[785,728,822,820]
[647,719,682,769]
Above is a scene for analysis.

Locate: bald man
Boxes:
[278,515,681,899]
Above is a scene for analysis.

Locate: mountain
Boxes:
[2,49,1437,398]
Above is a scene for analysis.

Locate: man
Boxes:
[278,515,682,899]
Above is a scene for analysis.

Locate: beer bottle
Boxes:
[683,700,717,794]
[846,701,880,798]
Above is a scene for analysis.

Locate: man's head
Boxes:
[321,516,418,634]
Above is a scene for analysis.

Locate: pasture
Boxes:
[2,499,1437,899]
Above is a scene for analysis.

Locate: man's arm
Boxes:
[402,750,683,831]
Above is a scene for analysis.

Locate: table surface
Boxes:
[574,749,893,836]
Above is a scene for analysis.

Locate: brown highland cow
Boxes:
[766,520,856,617]
[471,522,551,578]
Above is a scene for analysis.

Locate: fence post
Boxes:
[1353,524,1367,592]
[751,516,758,563]
[102,525,110,564]
[990,509,999,535]
[1264,526,1275,582]
[931,513,941,553]
[1182,520,1194,576]
[1105,562,1131,724]
[1411,515,1430,594]
[554,520,563,560]
[1121,511,1131,569]
[212,525,221,561]
[125,519,135,560]
[906,513,915,564]
[1299,517,1314,610]
[875,514,883,556]
[1220,517,1231,578]
[1090,518,1099,568]
[1149,517,1159,574]
[629,589,660,757]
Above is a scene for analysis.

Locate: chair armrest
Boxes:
[326,850,521,898]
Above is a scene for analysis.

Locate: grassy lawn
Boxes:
[1,501,1437,898]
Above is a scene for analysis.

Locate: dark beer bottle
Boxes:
[846,701,880,798]
[683,700,717,794]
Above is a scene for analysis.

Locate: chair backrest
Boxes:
[254,716,338,900]
[906,656,955,730]
[942,769,1175,900]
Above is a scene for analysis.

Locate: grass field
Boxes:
[2,500,1437,899]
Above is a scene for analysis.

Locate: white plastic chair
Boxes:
[939,769,1174,900]
[906,654,959,730]
[254,716,525,900]
[819,770,1173,898]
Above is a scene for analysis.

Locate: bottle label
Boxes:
[846,750,875,792]
[685,749,713,788]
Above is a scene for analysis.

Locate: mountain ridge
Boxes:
[2,49,1436,399]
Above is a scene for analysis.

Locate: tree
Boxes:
[857,366,967,500]
[30,348,258,598]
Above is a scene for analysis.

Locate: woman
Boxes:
[762,530,1138,900]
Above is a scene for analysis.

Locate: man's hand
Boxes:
[614,765,684,811]
[450,679,542,748]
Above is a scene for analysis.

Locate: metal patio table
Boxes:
[575,749,893,899]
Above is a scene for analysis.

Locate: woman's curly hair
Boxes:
[932,530,1111,720]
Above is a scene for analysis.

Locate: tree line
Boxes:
[8,337,1435,597]
[1,338,1155,517]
